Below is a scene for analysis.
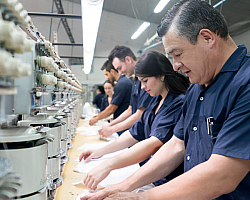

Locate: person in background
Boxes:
[99,46,152,137]
[82,0,250,199]
[100,80,114,111]
[101,80,115,122]
[89,60,132,132]
[80,51,189,192]
[92,85,105,110]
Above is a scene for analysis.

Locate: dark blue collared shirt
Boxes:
[92,93,105,110]
[174,44,250,200]
[111,75,132,135]
[130,77,152,114]
[100,95,109,111]
[130,92,185,186]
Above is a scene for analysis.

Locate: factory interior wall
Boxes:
[232,29,250,52]
[20,0,250,87]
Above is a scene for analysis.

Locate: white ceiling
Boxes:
[24,0,250,56]
[19,0,250,85]
[79,0,250,34]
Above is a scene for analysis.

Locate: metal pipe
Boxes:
[60,56,83,59]
[60,56,107,59]
[141,41,163,53]
[52,43,83,46]
[28,12,82,19]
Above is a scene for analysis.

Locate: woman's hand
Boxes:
[79,149,103,162]
[99,125,114,137]
[84,164,112,190]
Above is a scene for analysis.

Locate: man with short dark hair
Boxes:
[89,60,132,130]
[99,45,152,138]
[83,0,250,199]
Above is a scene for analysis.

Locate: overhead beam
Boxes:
[54,0,75,43]
[28,12,82,19]
[52,43,83,46]
[60,56,107,59]
[60,56,83,59]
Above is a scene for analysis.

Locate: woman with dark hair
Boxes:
[79,51,190,192]
[100,80,115,111]
[92,85,105,110]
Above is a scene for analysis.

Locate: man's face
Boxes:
[163,28,214,85]
[102,69,115,82]
[112,57,134,76]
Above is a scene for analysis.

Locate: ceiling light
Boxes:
[213,0,227,8]
[131,22,150,40]
[81,0,104,74]
[154,0,170,13]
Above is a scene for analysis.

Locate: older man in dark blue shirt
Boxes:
[82,1,250,200]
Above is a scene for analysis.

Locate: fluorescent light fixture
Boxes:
[131,22,150,40]
[213,0,226,8]
[154,0,170,13]
[81,0,104,74]
[83,51,94,74]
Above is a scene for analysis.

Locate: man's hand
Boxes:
[84,164,111,190]
[80,186,122,200]
[79,149,103,162]
[89,116,99,126]
[99,125,114,137]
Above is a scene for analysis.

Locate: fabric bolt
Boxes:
[174,44,250,200]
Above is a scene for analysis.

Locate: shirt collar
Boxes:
[118,74,125,81]
[134,76,138,82]
[155,92,175,106]
[220,44,247,73]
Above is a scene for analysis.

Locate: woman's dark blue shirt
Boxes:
[129,92,185,186]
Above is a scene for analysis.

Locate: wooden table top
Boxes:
[54,119,108,200]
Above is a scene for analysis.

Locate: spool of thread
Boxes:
[14,39,35,53]
[40,56,54,69]
[5,31,25,49]
[0,54,31,78]
[58,81,66,88]
[42,74,57,85]
[0,20,15,42]
[56,70,63,78]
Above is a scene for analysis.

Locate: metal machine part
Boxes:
[0,157,22,199]
[0,127,49,197]
[20,187,47,200]
[47,176,63,200]
[18,114,63,199]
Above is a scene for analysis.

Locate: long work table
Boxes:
[54,119,108,200]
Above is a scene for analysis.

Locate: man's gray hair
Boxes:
[157,0,229,44]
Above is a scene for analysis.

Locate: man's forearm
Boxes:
[112,108,145,133]
[97,105,117,120]
[144,154,250,200]
[109,106,132,126]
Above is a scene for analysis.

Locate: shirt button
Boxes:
[200,97,204,100]
[193,127,197,131]
[187,156,190,161]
